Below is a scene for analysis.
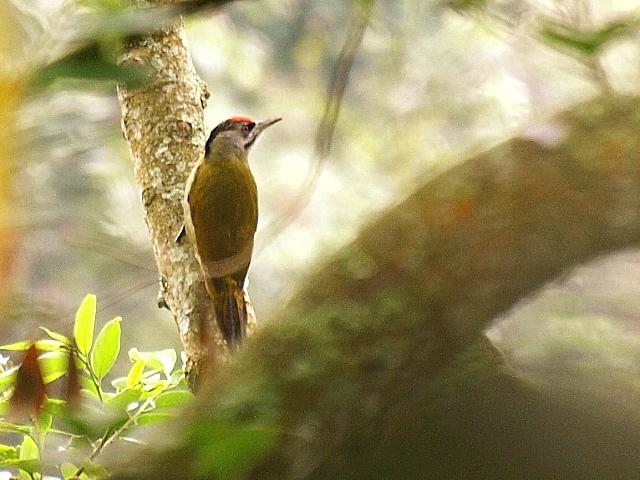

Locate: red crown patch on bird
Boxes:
[229,116,253,123]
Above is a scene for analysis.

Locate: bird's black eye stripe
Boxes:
[242,122,255,133]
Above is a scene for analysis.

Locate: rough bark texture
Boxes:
[117,22,219,384]
[113,95,640,479]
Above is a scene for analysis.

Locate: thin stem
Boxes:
[73,396,155,478]
[76,353,104,402]
[47,428,84,438]
[30,413,44,479]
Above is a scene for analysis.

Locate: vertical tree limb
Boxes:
[117,21,219,386]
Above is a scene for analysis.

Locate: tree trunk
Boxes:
[117,21,218,386]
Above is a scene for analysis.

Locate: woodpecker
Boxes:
[181,116,281,350]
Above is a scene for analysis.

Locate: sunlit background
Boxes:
[2,0,640,416]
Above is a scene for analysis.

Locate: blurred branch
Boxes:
[114,95,640,479]
[256,0,375,253]
[43,275,157,336]
[314,0,375,158]
[92,274,158,312]
[65,235,156,272]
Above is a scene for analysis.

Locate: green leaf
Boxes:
[105,387,142,413]
[44,398,67,417]
[38,351,69,384]
[35,339,66,351]
[0,341,30,351]
[78,375,100,400]
[61,461,89,479]
[0,338,63,353]
[36,410,53,433]
[0,421,31,434]
[54,411,105,441]
[139,381,169,399]
[442,0,487,11]
[81,461,108,478]
[128,348,176,378]
[76,0,129,11]
[61,462,78,479]
[171,369,186,384]
[0,458,40,473]
[0,445,19,458]
[91,317,121,380]
[0,444,18,460]
[111,376,128,390]
[19,435,38,461]
[136,411,177,425]
[34,42,152,89]
[155,390,194,409]
[0,365,18,392]
[539,20,632,57]
[74,294,97,356]
[126,360,145,388]
[39,327,72,346]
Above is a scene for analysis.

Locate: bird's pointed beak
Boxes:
[254,117,282,134]
[245,117,282,148]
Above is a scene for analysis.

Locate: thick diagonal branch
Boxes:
[115,96,640,478]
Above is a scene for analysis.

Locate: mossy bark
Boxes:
[114,96,640,478]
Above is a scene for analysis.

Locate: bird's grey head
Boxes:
[205,116,282,158]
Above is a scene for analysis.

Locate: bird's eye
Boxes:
[241,122,255,134]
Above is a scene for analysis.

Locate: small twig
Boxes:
[64,236,156,272]
[93,274,158,314]
[44,274,157,336]
[30,413,44,479]
[48,428,84,438]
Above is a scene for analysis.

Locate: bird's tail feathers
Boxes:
[226,292,247,350]
[209,279,247,351]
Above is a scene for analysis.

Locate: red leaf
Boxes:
[64,349,81,405]
[9,344,46,419]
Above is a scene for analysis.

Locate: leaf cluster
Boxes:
[0,295,193,479]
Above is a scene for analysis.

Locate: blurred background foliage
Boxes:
[1,0,640,417]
